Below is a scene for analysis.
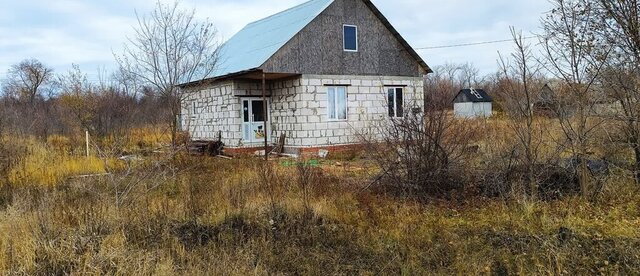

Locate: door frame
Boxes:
[241,97,270,143]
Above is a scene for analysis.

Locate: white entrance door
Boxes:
[242,98,269,143]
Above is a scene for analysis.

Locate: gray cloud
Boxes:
[0,0,551,80]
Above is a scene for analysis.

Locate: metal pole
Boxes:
[262,72,268,161]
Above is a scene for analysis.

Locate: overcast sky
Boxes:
[0,0,551,82]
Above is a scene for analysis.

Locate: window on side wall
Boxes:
[343,25,358,52]
[192,102,198,115]
[387,87,404,118]
[328,86,347,120]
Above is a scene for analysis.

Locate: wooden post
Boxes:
[262,72,268,161]
[85,130,90,158]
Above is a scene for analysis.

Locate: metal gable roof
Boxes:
[457,89,493,103]
[212,0,334,78]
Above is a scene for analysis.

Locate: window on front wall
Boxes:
[192,102,198,115]
[328,86,347,120]
[388,87,404,118]
[343,25,358,51]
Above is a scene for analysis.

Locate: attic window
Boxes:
[343,25,358,52]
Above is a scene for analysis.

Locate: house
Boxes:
[533,84,556,116]
[179,0,431,155]
[453,88,493,118]
[535,82,621,118]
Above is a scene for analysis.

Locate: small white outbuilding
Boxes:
[453,88,493,118]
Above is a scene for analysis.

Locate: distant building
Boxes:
[533,84,557,117]
[453,88,492,118]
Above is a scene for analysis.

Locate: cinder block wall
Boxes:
[181,79,283,148]
[181,81,243,145]
[182,74,425,150]
[270,74,425,149]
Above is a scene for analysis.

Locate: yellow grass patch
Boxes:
[107,126,172,151]
[6,137,119,187]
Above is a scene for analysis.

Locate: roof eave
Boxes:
[177,68,261,88]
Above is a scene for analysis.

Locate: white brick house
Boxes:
[180,0,431,154]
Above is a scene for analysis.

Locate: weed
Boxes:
[0,137,638,274]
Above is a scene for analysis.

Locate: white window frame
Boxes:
[343,24,358,52]
[387,87,404,118]
[327,86,348,121]
[192,101,198,115]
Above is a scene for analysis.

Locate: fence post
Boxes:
[85,130,90,158]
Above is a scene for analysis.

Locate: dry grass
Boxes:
[0,128,639,274]
[3,126,170,187]
[103,125,172,152]
[5,137,117,187]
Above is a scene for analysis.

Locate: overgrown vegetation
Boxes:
[364,97,477,199]
[1,0,640,274]
[0,136,638,274]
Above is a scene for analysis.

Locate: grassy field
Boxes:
[0,124,639,275]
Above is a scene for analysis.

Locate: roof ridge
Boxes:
[246,0,331,27]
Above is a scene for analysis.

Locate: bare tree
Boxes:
[57,64,97,134]
[424,65,459,105]
[113,66,142,99]
[591,0,640,184]
[424,63,484,106]
[1,59,53,104]
[497,28,547,199]
[1,59,55,138]
[116,1,220,146]
[457,62,484,88]
[541,0,611,198]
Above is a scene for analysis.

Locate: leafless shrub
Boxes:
[85,143,178,210]
[296,160,318,218]
[495,27,553,200]
[363,96,478,200]
[257,161,279,217]
[479,159,581,201]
